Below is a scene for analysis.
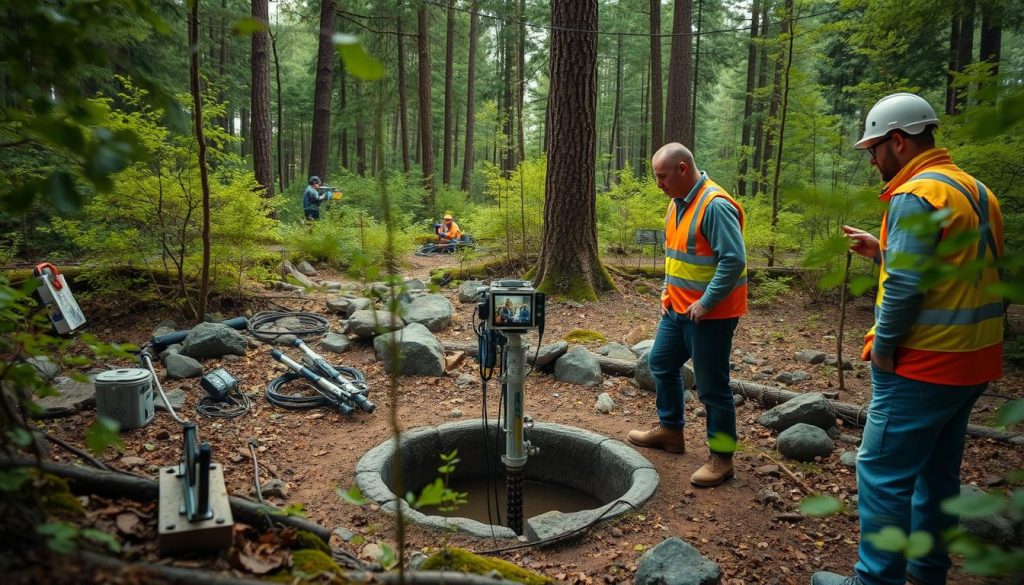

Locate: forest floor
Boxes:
[32,249,1024,585]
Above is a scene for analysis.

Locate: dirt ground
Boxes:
[39,250,1024,585]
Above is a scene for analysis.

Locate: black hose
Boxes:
[249,311,330,342]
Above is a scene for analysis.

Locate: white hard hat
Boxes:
[854,92,939,149]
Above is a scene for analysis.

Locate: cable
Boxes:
[249,311,330,342]
[197,389,252,419]
[139,349,189,426]
[472,499,639,555]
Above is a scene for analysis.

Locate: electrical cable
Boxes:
[139,348,189,426]
[471,499,640,555]
[197,388,252,419]
[249,311,330,342]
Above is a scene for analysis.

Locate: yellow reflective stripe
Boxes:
[902,319,1004,352]
[666,257,717,282]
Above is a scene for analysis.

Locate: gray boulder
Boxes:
[825,355,855,370]
[635,537,721,585]
[958,484,1022,547]
[401,294,454,332]
[631,339,656,359]
[458,280,485,304]
[165,353,203,379]
[595,392,615,414]
[553,346,603,386]
[774,370,810,385]
[840,450,858,468]
[326,297,351,315]
[404,278,427,291]
[158,343,182,361]
[795,349,827,365]
[181,322,248,358]
[777,423,835,462]
[533,341,569,368]
[321,333,351,354]
[595,342,636,362]
[26,356,61,383]
[34,377,96,419]
[152,320,178,339]
[296,260,317,276]
[756,392,836,432]
[344,297,373,318]
[345,309,405,340]
[373,323,445,376]
[155,388,186,412]
[635,357,694,393]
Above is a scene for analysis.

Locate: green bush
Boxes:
[750,276,793,307]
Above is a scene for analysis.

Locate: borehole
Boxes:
[356,420,659,542]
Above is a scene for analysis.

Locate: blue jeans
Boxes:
[855,367,985,585]
[647,309,738,454]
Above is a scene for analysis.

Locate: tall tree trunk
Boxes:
[441,0,455,185]
[460,0,479,192]
[690,0,703,148]
[500,8,515,176]
[272,31,285,193]
[954,0,975,113]
[417,5,436,205]
[397,17,411,174]
[356,83,367,176]
[534,0,613,300]
[308,0,335,180]
[251,0,274,198]
[979,0,1002,75]
[188,0,211,322]
[516,0,526,164]
[665,0,693,146]
[738,0,760,197]
[240,107,250,158]
[219,0,229,135]
[607,33,623,189]
[767,0,793,268]
[759,49,782,198]
[946,14,961,115]
[751,4,770,193]
[339,63,348,169]
[639,59,649,174]
[649,0,663,152]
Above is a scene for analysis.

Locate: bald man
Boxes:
[627,143,748,487]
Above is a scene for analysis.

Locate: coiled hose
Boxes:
[249,311,330,342]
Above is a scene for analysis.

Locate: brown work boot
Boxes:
[627,425,685,454]
[690,454,734,487]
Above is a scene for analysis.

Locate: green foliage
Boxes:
[470,158,546,259]
[707,433,738,455]
[288,549,342,578]
[750,276,793,307]
[596,164,665,254]
[864,527,934,561]
[800,495,845,517]
[282,207,415,271]
[420,547,553,584]
[563,329,607,344]
[405,450,468,515]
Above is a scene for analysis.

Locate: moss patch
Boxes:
[294,530,330,554]
[421,547,552,585]
[285,549,342,580]
[38,472,84,518]
[563,329,607,344]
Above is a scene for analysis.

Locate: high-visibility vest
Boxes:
[863,149,1003,385]
[442,221,462,240]
[661,179,747,319]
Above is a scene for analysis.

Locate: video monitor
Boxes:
[490,292,535,330]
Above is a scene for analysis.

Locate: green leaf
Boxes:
[799,495,844,517]
[994,399,1024,428]
[232,16,267,35]
[0,468,31,492]
[335,486,367,506]
[706,433,737,455]
[849,275,877,296]
[377,542,397,569]
[45,171,81,214]
[941,492,1007,518]
[334,34,384,81]
[7,426,34,447]
[81,528,121,552]
[864,526,908,552]
[905,531,934,560]
[413,478,446,508]
[85,417,124,455]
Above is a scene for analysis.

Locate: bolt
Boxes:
[166,524,176,530]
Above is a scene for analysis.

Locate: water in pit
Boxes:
[418,477,602,525]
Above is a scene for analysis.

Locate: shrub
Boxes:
[751,276,793,307]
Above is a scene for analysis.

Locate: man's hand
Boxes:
[684,300,707,323]
[870,348,895,373]
[843,225,881,261]
[661,303,669,317]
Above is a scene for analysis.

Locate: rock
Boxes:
[777,423,835,462]
[26,356,61,382]
[635,537,721,585]
[158,344,182,361]
[373,323,445,376]
[774,370,810,385]
[345,309,405,340]
[595,392,615,414]
[840,450,858,468]
[455,374,476,388]
[333,527,356,542]
[694,407,706,418]
[533,341,569,368]
[34,377,96,418]
[635,358,695,394]
[596,342,636,362]
[326,297,351,315]
[826,425,842,439]
[254,478,288,499]
[281,260,317,289]
[321,333,351,354]
[631,339,656,359]
[275,334,298,347]
[741,353,765,366]
[553,346,603,386]
[404,278,426,291]
[155,389,186,412]
[181,322,248,359]
[449,409,463,418]
[296,261,317,276]
[458,280,485,304]
[343,297,373,318]
[401,294,454,332]
[756,392,837,432]
[408,551,428,571]
[824,355,855,370]
[733,394,745,407]
[121,456,147,468]
[795,349,827,365]
[756,489,781,505]
[958,484,1021,546]
[165,353,203,379]
[152,320,178,339]
[324,281,342,291]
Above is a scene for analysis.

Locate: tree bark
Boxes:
[338,61,348,169]
[271,30,285,194]
[533,0,613,300]
[607,33,623,189]
[240,107,250,158]
[251,0,275,199]
[516,0,526,165]
[767,0,793,268]
[690,0,703,148]
[442,0,455,186]
[649,0,663,153]
[188,0,211,322]
[758,40,783,199]
[397,16,411,174]
[979,0,1001,75]
[460,0,480,191]
[665,0,693,146]
[308,0,336,181]
[356,82,367,176]
[417,5,436,205]
[946,13,961,115]
[738,0,760,197]
[751,4,770,191]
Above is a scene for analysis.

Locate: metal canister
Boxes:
[94,368,155,430]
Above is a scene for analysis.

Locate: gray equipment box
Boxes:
[95,368,155,430]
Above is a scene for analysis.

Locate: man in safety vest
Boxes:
[627,142,748,488]
[812,94,1004,585]
[436,213,463,244]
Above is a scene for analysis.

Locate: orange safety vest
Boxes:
[661,178,747,319]
[441,221,462,240]
[862,149,1004,385]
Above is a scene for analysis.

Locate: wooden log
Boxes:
[730,379,1023,444]
[0,459,331,543]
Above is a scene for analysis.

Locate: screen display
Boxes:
[492,293,533,327]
